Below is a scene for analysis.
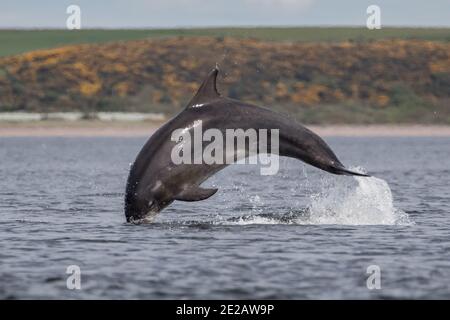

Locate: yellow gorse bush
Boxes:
[0,37,448,112]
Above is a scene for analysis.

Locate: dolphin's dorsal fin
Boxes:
[186,66,221,108]
[174,186,218,201]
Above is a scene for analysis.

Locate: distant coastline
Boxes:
[2,33,449,124]
[1,120,449,137]
[0,112,165,122]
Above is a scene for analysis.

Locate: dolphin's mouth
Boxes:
[128,214,157,224]
[126,202,160,224]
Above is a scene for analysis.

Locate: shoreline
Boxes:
[1,122,450,137]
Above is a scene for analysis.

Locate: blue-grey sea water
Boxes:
[0,136,449,299]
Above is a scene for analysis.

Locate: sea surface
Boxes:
[0,136,449,299]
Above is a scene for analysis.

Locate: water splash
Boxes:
[219,168,413,226]
[304,168,412,225]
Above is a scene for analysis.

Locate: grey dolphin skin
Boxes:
[125,67,369,222]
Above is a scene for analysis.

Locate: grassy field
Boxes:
[1,27,449,57]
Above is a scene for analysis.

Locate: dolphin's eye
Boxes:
[149,201,161,211]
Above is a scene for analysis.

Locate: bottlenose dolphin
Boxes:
[125,67,368,222]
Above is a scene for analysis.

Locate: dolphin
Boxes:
[124,67,369,222]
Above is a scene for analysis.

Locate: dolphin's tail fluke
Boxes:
[328,165,370,177]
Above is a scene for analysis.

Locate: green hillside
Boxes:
[1,27,449,57]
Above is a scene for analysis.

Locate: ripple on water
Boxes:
[1,137,449,299]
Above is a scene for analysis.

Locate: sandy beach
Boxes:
[1,121,450,137]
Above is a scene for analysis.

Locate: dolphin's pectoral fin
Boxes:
[186,66,221,108]
[174,187,218,202]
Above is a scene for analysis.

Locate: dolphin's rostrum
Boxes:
[125,67,369,222]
